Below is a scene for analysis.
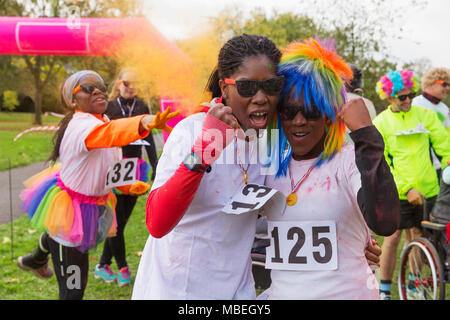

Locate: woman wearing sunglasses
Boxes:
[108,69,160,180]
[258,39,399,300]
[132,34,382,300]
[132,34,284,300]
[17,70,177,299]
[94,69,159,287]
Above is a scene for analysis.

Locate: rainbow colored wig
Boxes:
[376,70,420,100]
[274,38,353,177]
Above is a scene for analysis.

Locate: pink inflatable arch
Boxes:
[0,16,190,138]
[0,16,188,58]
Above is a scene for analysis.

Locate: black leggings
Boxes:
[46,236,89,300]
[99,194,137,269]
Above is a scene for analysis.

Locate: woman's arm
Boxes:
[85,108,179,150]
[339,98,399,236]
[146,107,237,238]
[84,115,149,150]
[350,125,400,236]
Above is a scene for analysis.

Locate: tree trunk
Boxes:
[33,55,42,125]
[34,88,42,125]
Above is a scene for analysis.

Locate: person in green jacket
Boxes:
[373,70,450,300]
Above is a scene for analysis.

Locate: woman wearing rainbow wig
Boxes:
[373,69,450,300]
[260,39,400,299]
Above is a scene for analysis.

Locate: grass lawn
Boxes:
[2,206,449,299]
[0,195,148,300]
[0,112,60,171]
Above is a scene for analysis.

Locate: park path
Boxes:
[0,133,164,225]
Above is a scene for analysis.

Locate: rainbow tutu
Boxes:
[20,165,117,252]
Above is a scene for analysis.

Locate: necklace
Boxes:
[286,152,323,206]
[235,136,255,184]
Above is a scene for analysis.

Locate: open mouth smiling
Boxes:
[248,111,268,128]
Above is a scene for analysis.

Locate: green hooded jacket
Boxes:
[373,105,450,200]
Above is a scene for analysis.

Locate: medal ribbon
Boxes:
[235,136,255,184]
[288,152,324,195]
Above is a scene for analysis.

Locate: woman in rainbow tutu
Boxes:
[17,70,177,300]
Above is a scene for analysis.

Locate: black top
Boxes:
[105,96,154,158]
[350,125,400,236]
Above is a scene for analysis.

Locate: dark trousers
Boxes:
[99,194,137,269]
[46,236,89,300]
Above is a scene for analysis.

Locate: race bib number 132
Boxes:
[265,220,338,271]
[105,158,137,188]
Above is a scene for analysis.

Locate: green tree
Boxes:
[294,0,427,110]
[0,0,143,124]
[240,9,321,47]
[212,7,321,48]
[2,90,19,111]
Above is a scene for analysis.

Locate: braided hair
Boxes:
[205,34,282,102]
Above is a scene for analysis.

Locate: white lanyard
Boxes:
[117,97,136,117]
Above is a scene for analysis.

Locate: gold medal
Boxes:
[244,172,248,185]
[286,193,297,206]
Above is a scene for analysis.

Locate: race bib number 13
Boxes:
[265,220,338,271]
[222,183,285,215]
[105,158,137,188]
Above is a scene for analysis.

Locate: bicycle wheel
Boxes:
[398,237,445,300]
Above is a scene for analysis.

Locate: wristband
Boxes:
[183,152,211,173]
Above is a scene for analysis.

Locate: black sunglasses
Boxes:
[224,76,285,97]
[396,92,415,101]
[279,103,323,121]
[73,83,108,95]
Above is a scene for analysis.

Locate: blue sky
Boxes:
[143,0,450,68]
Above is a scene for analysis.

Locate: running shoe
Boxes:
[117,267,131,287]
[379,291,391,300]
[94,264,117,283]
[17,254,53,279]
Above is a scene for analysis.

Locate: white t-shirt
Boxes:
[59,112,122,196]
[263,144,378,300]
[132,112,266,300]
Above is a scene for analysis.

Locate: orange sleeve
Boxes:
[84,115,149,151]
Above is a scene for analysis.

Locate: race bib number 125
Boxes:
[265,220,338,271]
